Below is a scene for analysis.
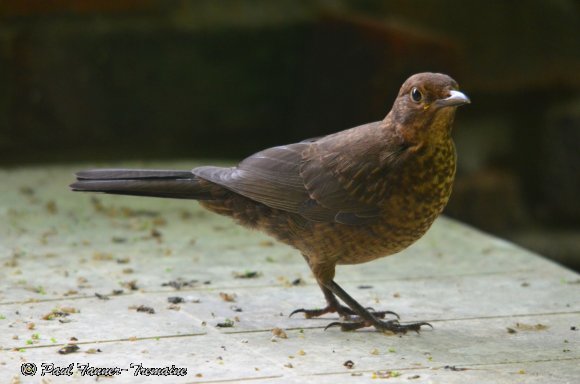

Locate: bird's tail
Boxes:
[70,169,213,200]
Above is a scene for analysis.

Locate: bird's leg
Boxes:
[289,283,359,319]
[324,280,432,334]
[290,283,397,320]
[290,255,362,320]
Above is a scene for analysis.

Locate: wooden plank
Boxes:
[1,163,579,383]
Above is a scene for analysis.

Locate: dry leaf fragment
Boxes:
[272,328,288,339]
[219,292,236,302]
[58,344,79,355]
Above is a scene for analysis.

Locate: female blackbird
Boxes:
[71,72,469,333]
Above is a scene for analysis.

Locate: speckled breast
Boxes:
[331,139,457,265]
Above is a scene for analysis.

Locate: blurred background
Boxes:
[0,0,579,270]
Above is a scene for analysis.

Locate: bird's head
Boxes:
[388,72,470,144]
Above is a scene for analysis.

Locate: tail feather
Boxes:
[75,169,195,180]
[70,169,213,200]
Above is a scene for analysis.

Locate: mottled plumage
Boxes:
[71,72,469,333]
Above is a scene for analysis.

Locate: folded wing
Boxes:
[193,122,407,225]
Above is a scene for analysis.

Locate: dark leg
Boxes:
[290,283,355,319]
[290,282,398,321]
[324,280,432,333]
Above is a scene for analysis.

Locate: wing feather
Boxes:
[193,121,409,225]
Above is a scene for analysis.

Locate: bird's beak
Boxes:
[436,90,471,107]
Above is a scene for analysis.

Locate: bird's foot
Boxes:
[290,305,398,321]
[325,319,432,334]
[290,304,356,319]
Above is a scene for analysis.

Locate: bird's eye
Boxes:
[410,87,423,103]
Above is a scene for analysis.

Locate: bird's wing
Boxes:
[193,143,311,214]
[193,122,409,225]
[298,121,411,224]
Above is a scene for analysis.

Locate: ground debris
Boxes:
[131,305,155,314]
[291,278,304,286]
[45,200,58,214]
[444,365,468,371]
[167,296,184,304]
[216,319,234,328]
[219,292,237,302]
[90,197,160,218]
[42,307,78,321]
[233,270,262,279]
[149,228,163,243]
[19,186,35,196]
[94,293,110,300]
[515,322,548,331]
[58,344,79,355]
[372,370,401,379]
[343,360,355,369]
[162,278,199,290]
[63,289,79,296]
[272,327,288,339]
[92,251,114,261]
[121,280,139,291]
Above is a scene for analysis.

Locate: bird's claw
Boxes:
[365,308,400,320]
[324,319,432,333]
[290,306,398,321]
[289,305,356,319]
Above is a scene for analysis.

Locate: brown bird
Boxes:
[70,72,469,333]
